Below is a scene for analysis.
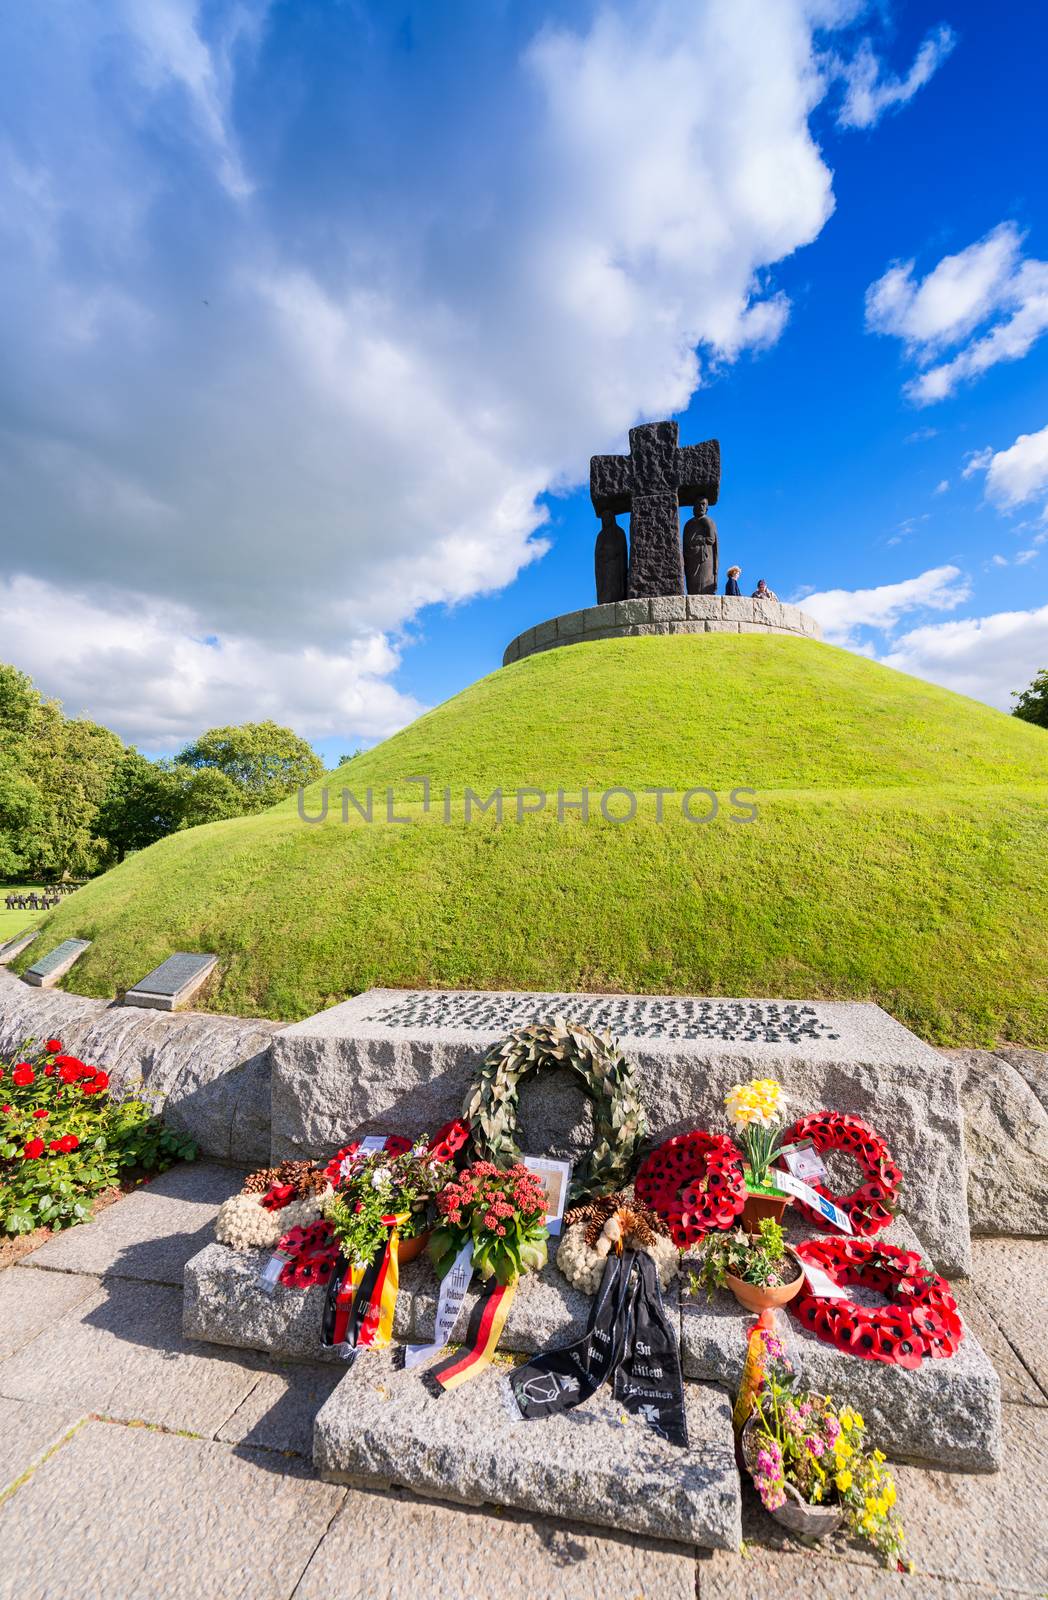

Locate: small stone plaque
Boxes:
[124,951,217,1011]
[0,930,40,966]
[24,938,91,988]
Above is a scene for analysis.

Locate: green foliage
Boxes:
[21,635,1048,1045]
[327,1146,452,1264]
[1013,667,1048,730]
[176,721,324,812]
[0,1040,197,1235]
[691,1219,797,1297]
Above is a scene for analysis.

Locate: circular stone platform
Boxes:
[503,594,822,666]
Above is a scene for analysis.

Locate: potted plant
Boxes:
[690,1218,804,1312]
[741,1339,912,1569]
[327,1143,453,1267]
[429,1160,550,1285]
[725,1077,792,1233]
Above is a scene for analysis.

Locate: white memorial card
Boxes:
[521,1156,572,1236]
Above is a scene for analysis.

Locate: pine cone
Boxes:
[242,1167,279,1195]
[297,1168,331,1199]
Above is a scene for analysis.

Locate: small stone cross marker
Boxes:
[590,421,720,598]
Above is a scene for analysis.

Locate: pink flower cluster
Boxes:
[436,1160,546,1237]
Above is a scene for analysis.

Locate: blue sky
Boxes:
[1,1,1046,764]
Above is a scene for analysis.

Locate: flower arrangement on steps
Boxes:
[725,1077,792,1232]
[688,1217,804,1312]
[1,1037,196,1237]
[736,1318,913,1570]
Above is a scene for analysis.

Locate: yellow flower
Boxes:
[838,1408,854,1431]
[834,1438,853,1462]
[835,1470,853,1492]
[852,1412,865,1430]
[883,1481,896,1508]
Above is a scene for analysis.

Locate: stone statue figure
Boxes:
[683,498,718,596]
[594,512,628,605]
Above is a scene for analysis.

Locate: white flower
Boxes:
[370,1167,392,1191]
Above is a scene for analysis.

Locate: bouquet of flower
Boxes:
[429,1160,549,1285]
[725,1077,788,1194]
[690,1218,800,1298]
[327,1142,453,1266]
[745,1340,912,1570]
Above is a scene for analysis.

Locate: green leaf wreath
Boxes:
[462,1016,647,1205]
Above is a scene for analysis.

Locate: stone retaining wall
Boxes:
[503,594,822,665]
[0,969,275,1165]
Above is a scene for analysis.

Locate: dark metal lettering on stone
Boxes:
[126,952,217,999]
[360,992,840,1043]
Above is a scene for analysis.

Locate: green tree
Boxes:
[179,767,245,827]
[1012,668,1048,730]
[175,720,323,811]
[96,751,186,863]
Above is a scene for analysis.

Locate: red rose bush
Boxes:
[0,1038,196,1235]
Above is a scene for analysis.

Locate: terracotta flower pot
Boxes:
[726,1254,805,1313]
[741,1417,844,1542]
[740,1187,792,1235]
[396,1229,431,1265]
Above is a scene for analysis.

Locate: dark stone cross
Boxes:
[590,421,720,599]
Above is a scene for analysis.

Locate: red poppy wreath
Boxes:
[791,1236,963,1369]
[276,1218,341,1289]
[778,1111,903,1235]
[634,1130,747,1248]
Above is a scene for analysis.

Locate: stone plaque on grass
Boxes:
[124,952,217,1012]
[23,938,91,989]
[0,930,39,966]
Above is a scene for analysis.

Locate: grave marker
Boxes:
[124,952,217,1011]
[23,937,91,988]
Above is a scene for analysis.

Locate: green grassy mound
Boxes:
[20,634,1048,1045]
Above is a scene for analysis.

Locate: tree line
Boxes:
[0,663,324,880]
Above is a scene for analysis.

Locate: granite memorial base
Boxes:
[124,952,217,1011]
[270,988,972,1276]
[0,930,39,966]
[183,1220,995,1470]
[312,1349,742,1552]
[679,1216,1001,1472]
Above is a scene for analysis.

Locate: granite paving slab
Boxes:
[698,1547,1018,1598]
[0,1398,84,1497]
[948,1048,1048,1236]
[295,1484,697,1600]
[970,1237,1048,1396]
[28,1162,246,1286]
[0,1278,266,1437]
[0,1266,100,1361]
[216,1364,346,1458]
[183,1242,422,1361]
[953,1283,1046,1406]
[270,987,971,1276]
[0,1420,346,1600]
[680,1218,1000,1470]
[313,1350,741,1551]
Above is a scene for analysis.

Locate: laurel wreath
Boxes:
[462,1016,648,1205]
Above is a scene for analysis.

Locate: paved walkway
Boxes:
[0,1163,1045,1600]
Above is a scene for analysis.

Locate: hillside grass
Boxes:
[17,634,1048,1046]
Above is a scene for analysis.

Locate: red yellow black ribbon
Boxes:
[428,1276,517,1391]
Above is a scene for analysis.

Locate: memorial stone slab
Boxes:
[23,937,91,988]
[0,929,39,966]
[313,1349,741,1551]
[270,987,972,1275]
[124,951,217,1011]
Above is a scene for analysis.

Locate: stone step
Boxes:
[185,1210,999,1471]
[680,1216,1001,1472]
[312,1349,742,1551]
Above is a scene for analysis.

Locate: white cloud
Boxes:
[835,24,955,130]
[934,479,949,494]
[0,576,423,750]
[964,424,1048,509]
[881,604,1048,710]
[1015,549,1040,565]
[0,0,859,744]
[865,224,1048,404]
[799,564,971,645]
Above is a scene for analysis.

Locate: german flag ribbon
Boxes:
[321,1212,407,1353]
[428,1275,518,1391]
